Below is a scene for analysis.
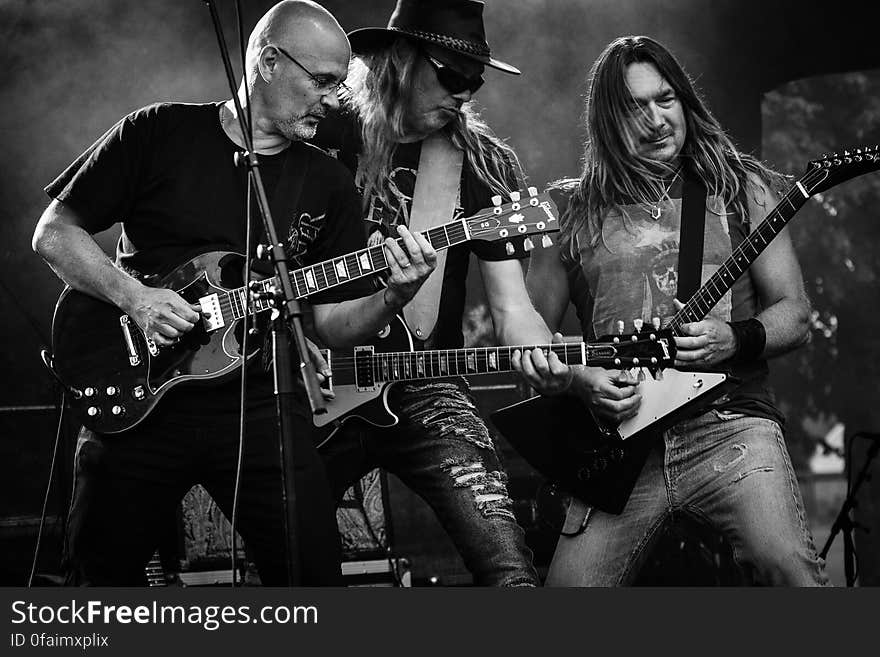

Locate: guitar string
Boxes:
[216,206,553,319]
[667,165,828,333]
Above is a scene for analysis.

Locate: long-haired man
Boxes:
[314,0,550,586]
[516,35,828,586]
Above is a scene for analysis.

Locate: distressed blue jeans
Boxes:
[546,409,829,586]
[321,379,539,587]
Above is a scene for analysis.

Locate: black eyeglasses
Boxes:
[273,45,350,96]
[424,53,484,95]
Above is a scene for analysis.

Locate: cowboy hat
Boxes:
[347,0,520,75]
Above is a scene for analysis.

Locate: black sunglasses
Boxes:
[424,53,484,95]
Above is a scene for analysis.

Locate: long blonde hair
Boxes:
[344,38,523,210]
[559,36,785,258]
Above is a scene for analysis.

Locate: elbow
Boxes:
[793,299,812,349]
[32,223,53,260]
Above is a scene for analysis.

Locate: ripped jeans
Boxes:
[321,379,539,587]
[546,410,829,586]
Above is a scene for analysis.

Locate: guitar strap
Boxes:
[402,132,464,340]
[676,169,708,303]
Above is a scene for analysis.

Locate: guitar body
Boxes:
[52,250,262,433]
[491,369,734,514]
[313,315,415,446]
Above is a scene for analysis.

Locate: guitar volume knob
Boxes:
[111,405,125,417]
[106,386,119,397]
[86,406,101,418]
[84,387,97,398]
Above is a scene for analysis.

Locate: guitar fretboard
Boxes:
[363,343,601,382]
[222,219,470,322]
[668,176,811,333]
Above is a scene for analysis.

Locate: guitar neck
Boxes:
[668,177,810,333]
[289,219,472,299]
[366,342,618,382]
[226,218,472,317]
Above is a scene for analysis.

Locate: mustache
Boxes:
[642,129,672,142]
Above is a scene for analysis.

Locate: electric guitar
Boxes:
[491,147,880,514]
[312,314,676,448]
[51,188,560,434]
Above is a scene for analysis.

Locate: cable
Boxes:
[229,0,254,588]
[28,388,66,587]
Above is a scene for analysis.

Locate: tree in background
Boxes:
[762,70,880,470]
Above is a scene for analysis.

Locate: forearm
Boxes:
[753,295,811,359]
[33,205,143,313]
[492,305,552,346]
[312,288,401,349]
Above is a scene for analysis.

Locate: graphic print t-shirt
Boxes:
[558,181,783,426]
[45,102,373,417]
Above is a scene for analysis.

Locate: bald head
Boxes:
[246,0,350,82]
[238,1,351,144]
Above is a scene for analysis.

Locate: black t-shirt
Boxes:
[45,101,373,418]
[313,111,527,349]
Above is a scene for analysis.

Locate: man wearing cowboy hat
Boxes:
[314,0,551,586]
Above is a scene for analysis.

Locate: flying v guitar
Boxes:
[491,147,880,514]
[51,188,559,434]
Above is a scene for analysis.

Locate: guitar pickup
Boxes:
[118,315,141,366]
[354,345,379,392]
[199,293,224,331]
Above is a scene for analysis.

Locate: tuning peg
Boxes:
[505,241,515,256]
[633,318,644,332]
[523,237,534,251]
[491,195,502,207]
[652,317,661,330]
[541,234,553,248]
[527,186,538,197]
[617,320,625,335]
[509,191,521,203]
[637,369,646,382]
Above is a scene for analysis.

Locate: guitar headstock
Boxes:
[802,146,880,195]
[465,187,560,254]
[591,327,676,371]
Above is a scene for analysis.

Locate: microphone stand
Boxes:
[819,432,879,586]
[203,0,327,586]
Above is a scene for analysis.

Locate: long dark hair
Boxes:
[559,35,785,257]
[344,38,522,210]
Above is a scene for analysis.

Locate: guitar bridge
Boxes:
[318,349,332,392]
[119,315,141,366]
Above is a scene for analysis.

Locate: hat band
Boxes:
[386,27,491,58]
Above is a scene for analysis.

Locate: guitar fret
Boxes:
[314,264,329,290]
[334,258,348,281]
[358,250,372,272]
[370,245,388,269]
[291,270,306,297]
[232,289,244,319]
[322,261,338,288]
[304,269,318,292]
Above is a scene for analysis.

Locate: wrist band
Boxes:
[727,317,766,363]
